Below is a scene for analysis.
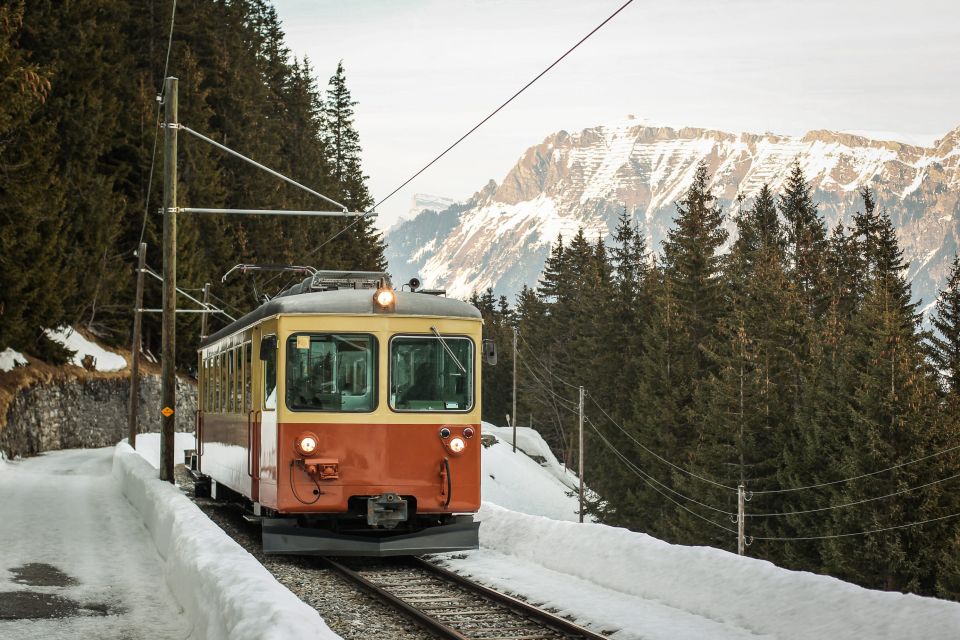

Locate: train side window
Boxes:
[219,352,227,412]
[227,349,238,413]
[263,336,277,410]
[200,358,210,411]
[244,342,252,412]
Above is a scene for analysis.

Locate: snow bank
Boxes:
[112,442,339,640]
[45,326,127,371]
[474,503,960,640]
[126,432,197,468]
[0,347,27,372]
[481,423,582,521]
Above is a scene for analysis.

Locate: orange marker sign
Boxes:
[161,406,174,417]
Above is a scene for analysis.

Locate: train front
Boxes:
[261,287,486,556]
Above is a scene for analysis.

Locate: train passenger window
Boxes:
[263,336,277,410]
[244,342,252,413]
[390,335,474,412]
[213,354,221,412]
[285,333,376,412]
[219,353,227,412]
[227,349,235,413]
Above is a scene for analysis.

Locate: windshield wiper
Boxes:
[430,326,466,373]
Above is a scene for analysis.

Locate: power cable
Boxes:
[291,0,636,272]
[516,331,581,391]
[751,443,960,495]
[586,418,738,535]
[586,417,735,516]
[752,511,960,542]
[745,471,960,518]
[587,392,739,493]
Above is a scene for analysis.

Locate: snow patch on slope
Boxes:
[45,326,127,371]
[0,347,27,372]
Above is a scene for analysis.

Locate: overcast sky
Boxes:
[271,0,960,230]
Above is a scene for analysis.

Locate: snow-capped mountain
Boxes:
[385,192,460,231]
[385,117,960,308]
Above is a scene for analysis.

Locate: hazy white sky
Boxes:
[271,0,960,229]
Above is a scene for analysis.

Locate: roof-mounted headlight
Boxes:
[373,281,396,313]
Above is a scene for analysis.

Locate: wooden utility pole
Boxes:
[199,282,210,341]
[578,385,585,523]
[737,484,746,555]
[127,243,147,450]
[160,76,178,483]
[512,326,517,453]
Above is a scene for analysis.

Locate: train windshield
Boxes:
[390,335,473,412]
[285,334,376,412]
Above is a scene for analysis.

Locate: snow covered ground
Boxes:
[0,447,191,639]
[432,423,960,640]
[0,347,28,372]
[44,326,127,372]
[118,434,339,640]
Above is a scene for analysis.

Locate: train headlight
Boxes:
[449,437,466,454]
[374,288,395,307]
[295,432,319,456]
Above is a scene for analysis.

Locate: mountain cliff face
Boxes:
[385,118,960,308]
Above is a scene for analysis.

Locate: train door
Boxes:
[258,331,279,508]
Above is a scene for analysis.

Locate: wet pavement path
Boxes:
[0,448,191,639]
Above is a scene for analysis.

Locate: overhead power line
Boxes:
[295,0,636,270]
[586,392,740,493]
[752,511,960,542]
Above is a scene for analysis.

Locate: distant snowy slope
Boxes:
[45,326,128,372]
[386,120,960,308]
[463,422,960,640]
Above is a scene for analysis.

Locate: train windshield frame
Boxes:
[285,333,377,413]
[389,334,474,412]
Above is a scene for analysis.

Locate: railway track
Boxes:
[322,556,608,640]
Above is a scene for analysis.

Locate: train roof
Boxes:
[200,289,481,348]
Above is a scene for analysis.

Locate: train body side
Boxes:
[196,312,483,522]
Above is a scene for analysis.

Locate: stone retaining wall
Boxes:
[0,375,197,458]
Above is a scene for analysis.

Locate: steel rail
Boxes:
[321,557,472,640]
[322,556,607,640]
[411,558,609,640]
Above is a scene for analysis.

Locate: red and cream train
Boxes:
[194,271,493,555]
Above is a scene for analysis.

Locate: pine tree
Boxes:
[780,163,828,316]
[322,60,372,212]
[930,255,960,393]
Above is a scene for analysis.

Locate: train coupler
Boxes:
[367,493,408,529]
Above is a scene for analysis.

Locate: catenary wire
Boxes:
[288,0,636,278]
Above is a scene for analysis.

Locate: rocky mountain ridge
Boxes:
[385,118,960,309]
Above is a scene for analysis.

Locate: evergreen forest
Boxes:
[473,162,960,600]
[0,0,384,364]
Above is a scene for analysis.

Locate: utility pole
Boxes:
[199,282,210,341]
[127,243,147,450]
[737,483,746,555]
[578,385,584,523]
[512,326,518,453]
[160,76,178,483]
